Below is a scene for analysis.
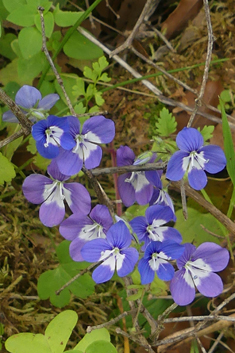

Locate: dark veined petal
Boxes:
[81,238,111,262]
[15,85,42,109]
[166,150,189,181]
[192,242,229,272]
[67,115,81,137]
[82,115,115,144]
[188,168,207,190]
[106,221,132,249]
[160,240,185,260]
[32,119,48,141]
[170,269,195,306]
[69,238,87,262]
[36,140,60,159]
[22,174,53,204]
[200,145,226,174]
[38,93,60,110]
[138,257,155,284]
[83,142,102,169]
[176,127,204,152]
[117,247,139,277]
[92,260,115,283]
[116,146,135,167]
[135,182,154,205]
[55,149,83,176]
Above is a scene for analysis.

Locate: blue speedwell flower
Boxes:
[138,240,185,284]
[59,204,113,262]
[22,160,91,227]
[55,115,115,176]
[117,146,162,207]
[3,85,59,123]
[81,221,139,283]
[170,242,229,306]
[166,127,226,190]
[32,115,75,159]
[130,205,181,251]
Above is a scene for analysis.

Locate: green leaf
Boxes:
[74,102,86,115]
[0,33,17,59]
[74,329,110,352]
[0,0,9,21]
[63,31,103,60]
[5,311,77,353]
[18,27,42,59]
[175,207,222,245]
[0,59,31,86]
[83,66,97,81]
[220,90,231,103]
[45,310,78,353]
[93,56,109,74]
[0,152,16,184]
[33,153,50,171]
[2,0,26,13]
[155,107,177,137]
[198,125,214,143]
[7,5,37,27]
[54,74,78,105]
[94,91,104,106]
[34,11,54,38]
[27,137,37,154]
[220,97,235,187]
[3,124,23,161]
[99,72,111,82]
[37,241,95,308]
[86,341,117,353]
[72,78,85,98]
[54,5,83,27]
[18,52,47,82]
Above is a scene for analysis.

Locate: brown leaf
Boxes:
[161,0,203,39]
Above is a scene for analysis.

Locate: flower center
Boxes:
[44,126,63,148]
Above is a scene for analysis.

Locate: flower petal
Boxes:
[83,142,102,169]
[38,93,60,110]
[188,168,207,190]
[161,240,185,259]
[56,149,83,176]
[166,151,189,181]
[192,242,229,272]
[106,221,132,249]
[176,127,204,152]
[90,204,113,231]
[92,261,115,283]
[117,173,136,207]
[146,204,175,225]
[157,262,175,281]
[135,180,153,205]
[36,140,60,159]
[116,146,135,167]
[81,238,111,262]
[196,272,223,297]
[15,85,41,109]
[170,269,195,306]
[63,183,91,215]
[69,238,87,262]
[200,145,226,173]
[2,110,18,123]
[117,248,139,277]
[59,214,90,241]
[22,174,52,204]
[47,159,70,181]
[82,115,115,143]
[39,187,65,227]
[177,243,196,269]
[138,258,155,284]
[130,216,148,241]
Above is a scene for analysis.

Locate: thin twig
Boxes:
[110,0,160,57]
[0,130,25,148]
[38,7,76,116]
[0,88,32,134]
[207,329,226,353]
[180,178,188,220]
[187,0,214,128]
[147,24,176,52]
[91,162,167,176]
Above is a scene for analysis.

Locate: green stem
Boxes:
[37,0,104,88]
[227,187,235,219]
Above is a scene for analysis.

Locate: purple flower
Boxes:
[3,85,59,123]
[59,204,113,261]
[130,204,181,251]
[22,160,91,227]
[147,171,176,219]
[170,242,229,306]
[117,146,162,207]
[81,221,139,283]
[138,240,185,284]
[166,128,226,190]
[32,115,75,159]
[55,115,115,175]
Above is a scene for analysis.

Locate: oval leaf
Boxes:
[18,27,42,59]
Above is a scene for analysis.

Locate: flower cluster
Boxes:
[16,85,229,306]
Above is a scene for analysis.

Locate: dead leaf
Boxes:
[161,0,203,39]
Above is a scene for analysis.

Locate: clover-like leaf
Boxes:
[37,241,95,308]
